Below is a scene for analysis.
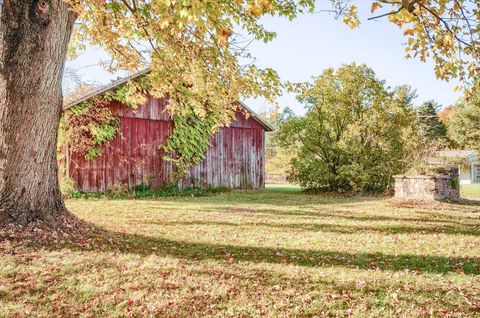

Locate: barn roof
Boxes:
[63,69,274,132]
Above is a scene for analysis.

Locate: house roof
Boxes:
[63,69,274,132]
[429,150,478,165]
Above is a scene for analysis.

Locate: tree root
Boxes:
[0,209,95,245]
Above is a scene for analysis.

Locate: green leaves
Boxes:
[62,99,120,161]
[276,64,420,192]
[160,107,222,182]
[447,95,480,154]
[89,123,118,147]
[416,100,448,146]
[105,78,151,109]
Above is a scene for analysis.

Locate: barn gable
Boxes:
[64,69,274,132]
[63,71,272,192]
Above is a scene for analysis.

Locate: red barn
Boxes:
[62,71,273,192]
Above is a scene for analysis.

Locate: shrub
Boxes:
[60,176,78,199]
[276,64,420,193]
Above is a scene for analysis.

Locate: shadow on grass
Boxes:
[187,267,480,317]
[22,226,479,276]
[143,219,480,236]
[457,198,480,206]
[200,205,480,227]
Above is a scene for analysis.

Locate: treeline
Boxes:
[263,63,479,193]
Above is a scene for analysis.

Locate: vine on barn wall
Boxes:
[61,99,120,160]
[61,78,150,161]
[160,107,224,181]
[61,77,233,182]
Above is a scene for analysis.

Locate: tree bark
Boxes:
[0,0,76,227]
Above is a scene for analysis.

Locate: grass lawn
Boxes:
[461,184,480,199]
[1,188,480,317]
[264,183,302,193]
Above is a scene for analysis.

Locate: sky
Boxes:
[66,1,461,115]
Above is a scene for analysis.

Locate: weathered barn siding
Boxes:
[179,127,265,189]
[68,117,174,192]
[67,96,266,191]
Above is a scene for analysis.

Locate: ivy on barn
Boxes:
[61,99,120,161]
[61,78,226,182]
[160,107,222,180]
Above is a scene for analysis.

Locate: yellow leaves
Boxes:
[66,1,84,16]
[389,2,478,83]
[405,46,412,59]
[247,2,263,17]
[389,8,415,27]
[247,0,274,17]
[160,19,170,30]
[342,5,360,29]
[257,0,274,12]
[370,2,382,13]
[442,34,454,48]
[218,28,233,47]
[179,9,189,19]
[453,1,461,11]
[435,68,446,79]
[403,29,415,36]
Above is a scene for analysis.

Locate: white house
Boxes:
[433,150,479,184]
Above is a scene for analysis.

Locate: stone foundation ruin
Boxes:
[394,167,460,201]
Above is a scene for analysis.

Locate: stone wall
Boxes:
[394,169,460,201]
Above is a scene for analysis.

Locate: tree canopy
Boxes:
[447,95,480,154]
[368,0,480,88]
[275,64,419,192]
[68,0,480,117]
[68,0,317,124]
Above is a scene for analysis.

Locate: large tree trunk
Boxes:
[0,0,76,227]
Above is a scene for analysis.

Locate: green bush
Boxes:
[450,178,460,190]
[60,176,78,199]
[276,64,420,193]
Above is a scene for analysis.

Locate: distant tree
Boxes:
[447,96,480,154]
[261,105,296,176]
[416,101,448,145]
[276,64,419,192]
[438,106,456,124]
[261,103,282,129]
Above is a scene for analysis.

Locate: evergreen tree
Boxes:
[416,101,448,144]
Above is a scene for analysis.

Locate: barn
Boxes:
[62,71,273,192]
